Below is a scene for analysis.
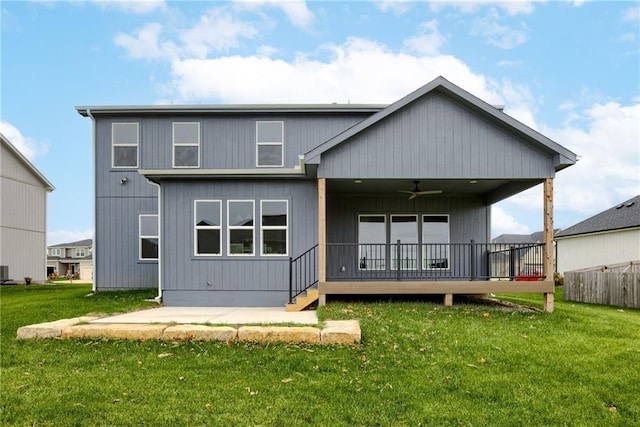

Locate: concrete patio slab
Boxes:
[89,306,319,325]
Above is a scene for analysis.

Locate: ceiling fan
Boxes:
[398,181,443,200]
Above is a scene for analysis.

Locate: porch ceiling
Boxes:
[327,178,542,203]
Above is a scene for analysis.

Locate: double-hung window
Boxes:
[261,200,288,256]
[139,214,159,260]
[50,248,61,257]
[173,122,200,168]
[112,123,139,168]
[228,201,254,255]
[194,201,221,256]
[422,215,450,269]
[256,121,284,167]
[74,248,86,258]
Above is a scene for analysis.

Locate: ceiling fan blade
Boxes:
[415,190,443,195]
[397,190,415,195]
[408,193,417,200]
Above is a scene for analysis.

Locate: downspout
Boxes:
[86,108,97,293]
[148,180,162,303]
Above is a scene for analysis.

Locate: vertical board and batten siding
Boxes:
[100,114,368,171]
[564,271,640,309]
[556,229,640,274]
[160,179,317,306]
[95,196,158,289]
[326,194,490,279]
[0,144,48,282]
[318,92,555,179]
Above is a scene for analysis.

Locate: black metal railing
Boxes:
[289,244,318,303]
[326,241,544,282]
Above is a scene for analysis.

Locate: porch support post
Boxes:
[543,178,555,313]
[318,178,327,306]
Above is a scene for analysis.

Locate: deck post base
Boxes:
[318,294,326,307]
[444,293,453,307]
[543,292,554,313]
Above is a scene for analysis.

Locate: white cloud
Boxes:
[89,0,166,14]
[429,1,536,16]
[115,8,260,60]
[403,20,446,56]
[0,121,49,161]
[470,10,529,49]
[232,0,313,29]
[376,0,412,15]
[622,5,640,22]
[48,229,94,246]
[507,101,640,221]
[491,205,531,237]
[165,37,508,105]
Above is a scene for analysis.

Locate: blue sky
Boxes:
[2,0,639,245]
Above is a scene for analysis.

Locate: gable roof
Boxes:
[48,239,93,248]
[556,195,640,238]
[492,231,552,244]
[1,132,55,191]
[304,76,577,171]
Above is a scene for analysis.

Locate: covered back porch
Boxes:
[291,177,556,312]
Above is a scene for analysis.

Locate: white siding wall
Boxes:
[0,155,48,282]
[556,228,640,274]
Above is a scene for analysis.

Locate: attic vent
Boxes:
[626,202,635,207]
[616,204,624,209]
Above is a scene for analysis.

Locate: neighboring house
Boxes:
[47,239,93,280]
[0,133,55,283]
[77,76,577,312]
[556,195,640,274]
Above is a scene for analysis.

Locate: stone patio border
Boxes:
[17,318,360,345]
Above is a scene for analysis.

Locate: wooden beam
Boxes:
[543,178,555,313]
[444,294,453,306]
[318,178,326,284]
[319,280,554,295]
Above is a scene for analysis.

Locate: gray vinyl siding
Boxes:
[327,194,489,244]
[160,179,317,306]
[318,92,555,179]
[94,196,158,289]
[96,114,367,174]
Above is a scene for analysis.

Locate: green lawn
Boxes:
[1,284,639,426]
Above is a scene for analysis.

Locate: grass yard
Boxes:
[1,284,639,426]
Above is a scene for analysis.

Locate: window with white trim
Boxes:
[261,200,288,256]
[358,215,386,270]
[49,248,61,257]
[139,215,159,260]
[422,215,450,269]
[173,122,200,168]
[228,201,254,255]
[74,248,86,258]
[391,215,418,270]
[256,121,284,167]
[194,201,221,256]
[112,123,139,168]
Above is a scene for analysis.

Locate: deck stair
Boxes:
[286,288,319,312]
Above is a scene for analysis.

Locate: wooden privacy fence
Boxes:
[564,270,640,309]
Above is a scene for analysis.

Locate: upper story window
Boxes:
[74,248,86,258]
[173,122,200,168]
[139,214,159,260]
[256,121,284,167]
[49,248,61,257]
[112,123,139,168]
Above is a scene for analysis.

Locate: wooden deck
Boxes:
[318,280,554,307]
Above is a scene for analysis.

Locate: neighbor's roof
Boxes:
[555,195,640,238]
[304,76,577,172]
[1,133,55,191]
[48,239,93,248]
